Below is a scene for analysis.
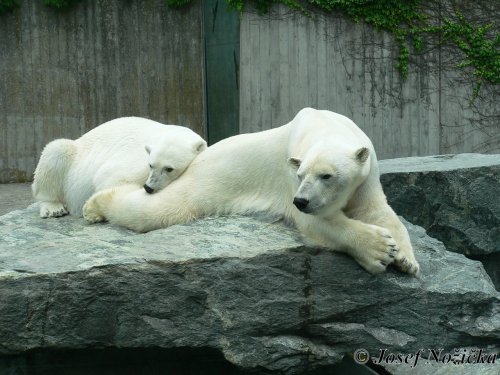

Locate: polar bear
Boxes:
[83,108,419,275]
[32,117,206,218]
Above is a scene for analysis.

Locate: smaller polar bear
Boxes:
[83,108,419,275]
[32,117,206,218]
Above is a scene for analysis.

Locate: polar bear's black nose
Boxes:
[144,184,154,194]
[293,197,309,211]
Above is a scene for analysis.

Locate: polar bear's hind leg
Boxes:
[32,139,75,218]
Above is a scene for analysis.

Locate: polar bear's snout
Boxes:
[144,184,155,194]
[293,197,310,212]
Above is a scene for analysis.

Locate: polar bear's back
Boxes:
[72,117,200,170]
[77,117,194,151]
[65,117,199,216]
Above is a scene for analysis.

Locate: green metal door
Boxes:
[203,0,240,145]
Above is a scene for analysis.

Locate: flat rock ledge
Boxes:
[0,205,499,374]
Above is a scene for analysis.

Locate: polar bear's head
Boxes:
[144,139,206,194]
[288,146,371,215]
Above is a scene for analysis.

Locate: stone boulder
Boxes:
[0,205,498,374]
[380,153,500,289]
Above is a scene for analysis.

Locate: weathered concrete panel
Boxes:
[0,0,204,182]
[239,4,499,160]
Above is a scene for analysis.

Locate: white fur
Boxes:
[32,117,206,217]
[83,109,419,275]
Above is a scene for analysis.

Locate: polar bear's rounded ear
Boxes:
[288,157,302,169]
[145,145,152,155]
[194,140,207,153]
[355,147,370,163]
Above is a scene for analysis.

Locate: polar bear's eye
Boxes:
[320,174,332,180]
[163,167,174,173]
[149,164,153,169]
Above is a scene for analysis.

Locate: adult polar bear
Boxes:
[32,117,206,218]
[84,108,419,275]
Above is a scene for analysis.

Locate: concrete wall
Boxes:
[0,0,204,183]
[2,1,498,182]
[239,4,500,160]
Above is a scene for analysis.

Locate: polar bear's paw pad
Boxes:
[40,202,68,218]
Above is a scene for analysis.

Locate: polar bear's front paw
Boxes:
[356,225,399,274]
[82,193,107,223]
[40,202,68,218]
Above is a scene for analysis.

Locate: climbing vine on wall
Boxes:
[0,0,18,13]
[0,0,83,12]
[0,0,84,12]
[1,0,498,95]
[220,0,499,96]
[185,0,498,96]
[42,0,82,8]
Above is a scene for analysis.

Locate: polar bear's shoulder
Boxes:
[288,108,372,159]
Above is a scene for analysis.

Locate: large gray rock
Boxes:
[0,205,499,374]
[380,153,500,289]
[380,153,499,256]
